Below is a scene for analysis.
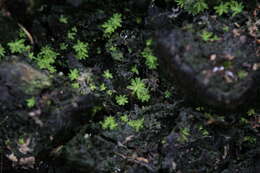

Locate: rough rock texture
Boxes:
[0,57,100,170]
[156,27,260,110]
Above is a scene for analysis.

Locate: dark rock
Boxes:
[156,28,260,110]
[0,57,100,169]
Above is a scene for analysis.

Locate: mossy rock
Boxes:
[0,56,51,96]
[156,27,260,110]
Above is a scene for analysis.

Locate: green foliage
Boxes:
[243,136,256,144]
[229,0,244,16]
[102,13,122,36]
[37,46,59,73]
[175,0,208,15]
[237,70,248,79]
[68,69,80,81]
[115,95,128,106]
[179,127,190,142]
[164,90,172,98]
[192,0,208,14]
[103,70,113,79]
[247,109,256,116]
[120,114,128,122]
[214,2,229,16]
[0,44,5,59]
[174,0,244,16]
[108,45,124,61]
[71,82,80,89]
[127,78,150,102]
[131,65,139,75]
[67,27,77,40]
[141,39,158,70]
[8,39,30,54]
[200,31,220,42]
[60,43,68,50]
[101,116,118,130]
[26,97,36,108]
[128,118,144,132]
[59,15,68,24]
[73,40,89,60]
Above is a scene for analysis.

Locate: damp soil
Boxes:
[0,0,259,173]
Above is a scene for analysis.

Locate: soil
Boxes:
[0,0,259,173]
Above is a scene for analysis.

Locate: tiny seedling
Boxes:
[26,97,36,108]
[8,39,30,54]
[73,40,89,60]
[59,15,68,24]
[214,2,229,16]
[229,1,244,16]
[0,44,5,58]
[37,46,59,73]
[102,13,122,36]
[201,31,220,42]
[103,70,113,79]
[115,95,128,106]
[101,116,118,130]
[68,69,80,81]
[127,78,150,102]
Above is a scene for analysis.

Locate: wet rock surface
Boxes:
[156,23,260,110]
[0,57,100,171]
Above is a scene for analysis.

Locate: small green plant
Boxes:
[192,0,208,14]
[120,114,128,122]
[131,65,139,75]
[175,0,185,8]
[229,1,244,16]
[67,27,77,40]
[26,97,36,108]
[108,45,124,61]
[179,127,190,142]
[247,109,256,116]
[59,15,68,24]
[200,31,220,42]
[115,95,128,106]
[164,90,172,98]
[37,46,59,73]
[68,69,80,81]
[99,83,107,91]
[174,0,244,16]
[103,70,113,79]
[237,70,248,79]
[243,136,256,144]
[128,118,144,132]
[73,40,89,60]
[141,39,158,70]
[60,43,68,50]
[8,39,30,54]
[0,44,5,59]
[102,13,122,36]
[101,116,118,130]
[214,2,229,16]
[71,82,80,89]
[127,78,150,102]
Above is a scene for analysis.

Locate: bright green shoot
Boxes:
[73,40,89,60]
[101,116,118,130]
[8,39,30,54]
[26,97,36,108]
[102,13,122,36]
[68,69,80,81]
[127,78,150,102]
[115,95,128,106]
[0,44,5,59]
